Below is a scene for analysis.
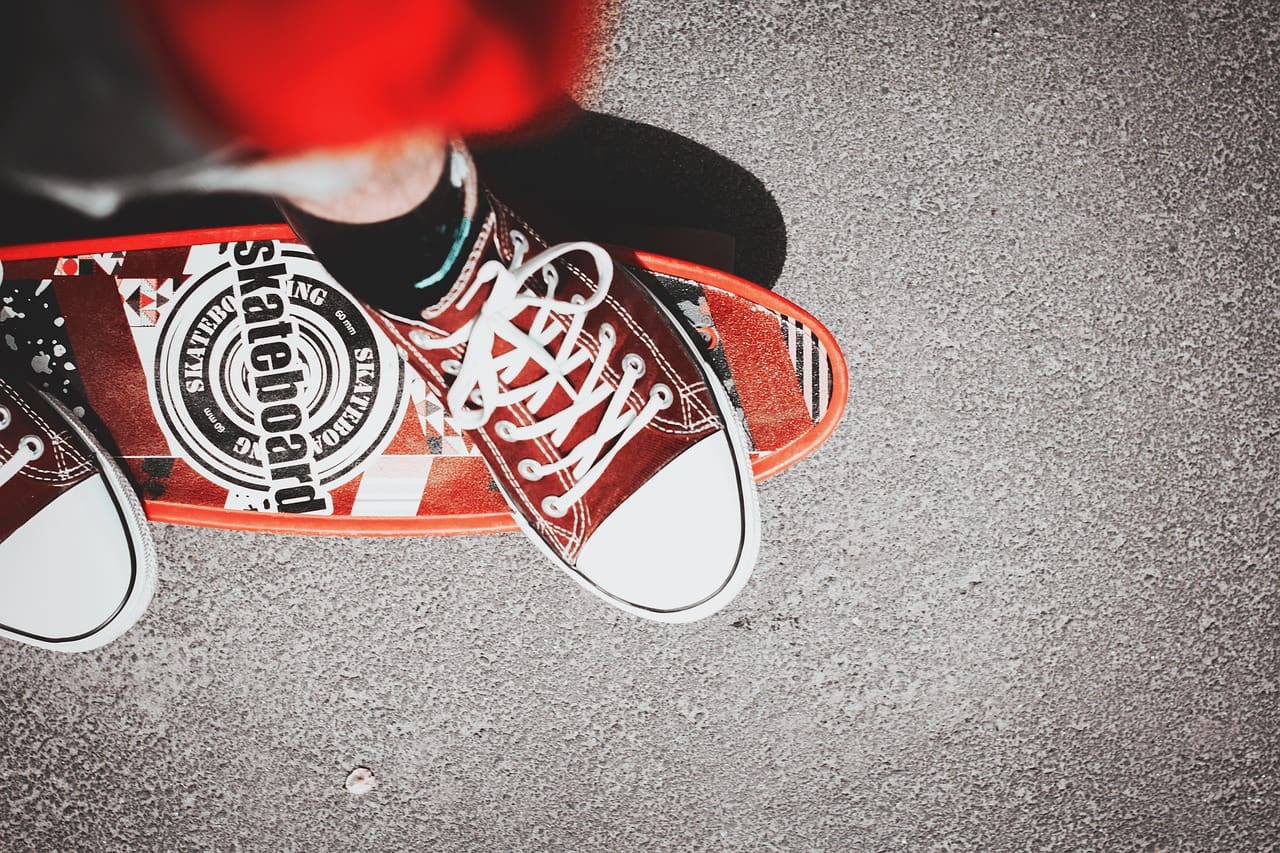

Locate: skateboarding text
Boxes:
[227,240,330,514]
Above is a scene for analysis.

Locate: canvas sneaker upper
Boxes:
[372,186,760,621]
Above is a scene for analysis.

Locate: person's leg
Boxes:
[279,135,448,225]
[276,136,485,319]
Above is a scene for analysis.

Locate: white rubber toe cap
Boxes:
[574,433,758,621]
[0,476,140,644]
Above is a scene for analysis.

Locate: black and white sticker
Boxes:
[153,241,405,513]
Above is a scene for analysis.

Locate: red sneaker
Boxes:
[0,373,156,651]
[370,155,760,621]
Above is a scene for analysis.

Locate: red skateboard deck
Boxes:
[0,226,846,536]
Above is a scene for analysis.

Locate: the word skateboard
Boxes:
[0,226,847,536]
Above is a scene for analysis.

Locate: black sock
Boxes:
[279,153,486,319]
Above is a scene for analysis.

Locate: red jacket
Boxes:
[130,0,598,153]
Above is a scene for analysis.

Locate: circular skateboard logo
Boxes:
[154,240,404,513]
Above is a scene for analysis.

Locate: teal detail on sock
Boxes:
[414,216,473,291]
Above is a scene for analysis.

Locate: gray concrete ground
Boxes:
[2,1,1278,849]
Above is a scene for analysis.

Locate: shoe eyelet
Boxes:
[651,383,674,409]
[542,265,559,288]
[517,459,542,481]
[469,389,485,406]
[542,495,568,518]
[570,294,586,306]
[19,434,44,460]
[441,358,461,375]
[410,330,432,348]
[599,323,616,344]
[0,405,9,430]
[494,420,517,441]
[621,353,646,377]
[510,230,528,255]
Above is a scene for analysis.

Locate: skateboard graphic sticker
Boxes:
[147,240,405,514]
[0,227,847,536]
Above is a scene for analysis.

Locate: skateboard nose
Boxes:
[0,477,138,643]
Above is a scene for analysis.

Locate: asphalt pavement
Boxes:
[1,1,1277,848]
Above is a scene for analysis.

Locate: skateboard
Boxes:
[0,226,847,536]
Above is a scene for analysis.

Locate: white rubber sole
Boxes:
[0,392,156,653]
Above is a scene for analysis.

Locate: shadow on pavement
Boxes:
[0,101,787,288]
[474,100,787,288]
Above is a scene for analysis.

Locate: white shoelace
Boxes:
[411,231,673,518]
[0,405,45,489]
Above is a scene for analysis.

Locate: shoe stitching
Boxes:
[598,291,713,418]
[55,432,93,477]
[0,380,93,480]
[472,413,586,555]
[388,325,449,389]
[377,315,586,553]
[497,205,714,433]
[484,206,627,382]
[48,422,73,471]
[0,434,92,481]
[396,202,725,554]
[411,222,649,438]
[48,435,69,475]
[647,383,721,436]
[426,327,599,552]
[420,214,496,322]
[496,206,714,427]
[3,429,94,480]
[472,387,588,555]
